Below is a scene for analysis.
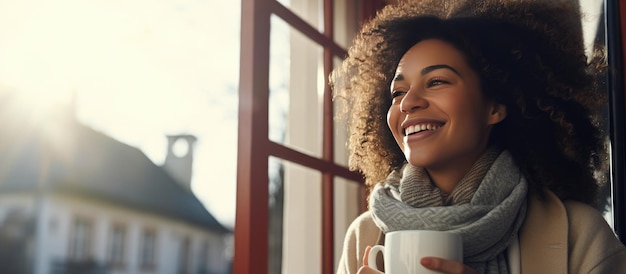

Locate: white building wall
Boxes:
[0,192,230,274]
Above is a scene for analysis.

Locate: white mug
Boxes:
[367,230,463,274]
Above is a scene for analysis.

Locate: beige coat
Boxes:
[336,190,626,274]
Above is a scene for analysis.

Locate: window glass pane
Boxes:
[69,217,92,261]
[278,0,323,33]
[107,224,126,267]
[333,177,362,269]
[333,0,359,49]
[268,156,322,274]
[268,156,285,274]
[0,205,32,274]
[178,237,191,274]
[283,160,322,274]
[140,229,157,268]
[333,56,350,167]
[270,15,324,158]
[0,1,237,273]
[198,241,209,273]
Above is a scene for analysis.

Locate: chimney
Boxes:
[162,134,197,190]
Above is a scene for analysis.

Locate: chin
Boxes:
[406,160,430,168]
[404,152,433,168]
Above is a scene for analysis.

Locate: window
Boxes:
[178,237,191,274]
[197,241,209,274]
[68,216,92,261]
[235,0,372,274]
[139,228,157,269]
[107,224,126,268]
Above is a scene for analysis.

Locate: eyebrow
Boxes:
[392,74,404,82]
[393,64,462,82]
[421,64,461,77]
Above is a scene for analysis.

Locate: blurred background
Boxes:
[0,0,240,273]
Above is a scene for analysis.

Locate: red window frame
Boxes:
[234,1,388,273]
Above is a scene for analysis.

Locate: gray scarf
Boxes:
[370,150,528,273]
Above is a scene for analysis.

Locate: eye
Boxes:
[427,77,449,87]
[390,90,406,99]
[389,90,406,104]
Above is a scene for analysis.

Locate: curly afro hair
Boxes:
[330,0,607,205]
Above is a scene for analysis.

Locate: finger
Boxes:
[357,266,384,274]
[421,257,475,274]
[363,246,372,266]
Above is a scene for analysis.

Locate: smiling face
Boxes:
[387,39,506,176]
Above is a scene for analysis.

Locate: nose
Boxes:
[399,88,428,113]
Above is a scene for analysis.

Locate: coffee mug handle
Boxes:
[367,245,385,272]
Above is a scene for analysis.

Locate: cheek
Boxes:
[386,109,392,127]
[448,97,492,137]
[387,107,403,145]
[446,95,484,122]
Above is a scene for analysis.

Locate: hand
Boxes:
[359,246,477,274]
[357,266,383,274]
[358,246,383,274]
[420,257,478,274]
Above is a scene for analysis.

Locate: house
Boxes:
[0,93,232,274]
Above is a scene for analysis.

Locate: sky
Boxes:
[0,0,241,227]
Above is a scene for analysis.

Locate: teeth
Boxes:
[405,124,441,135]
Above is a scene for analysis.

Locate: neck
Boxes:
[425,148,489,194]
[426,165,473,194]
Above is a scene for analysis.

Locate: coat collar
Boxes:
[519,190,568,274]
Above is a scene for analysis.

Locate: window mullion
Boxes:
[234,0,272,273]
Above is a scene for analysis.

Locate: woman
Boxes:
[331,0,626,273]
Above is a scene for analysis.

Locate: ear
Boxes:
[487,103,507,125]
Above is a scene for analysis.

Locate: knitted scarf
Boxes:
[369,149,528,273]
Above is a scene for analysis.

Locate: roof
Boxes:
[0,99,229,234]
